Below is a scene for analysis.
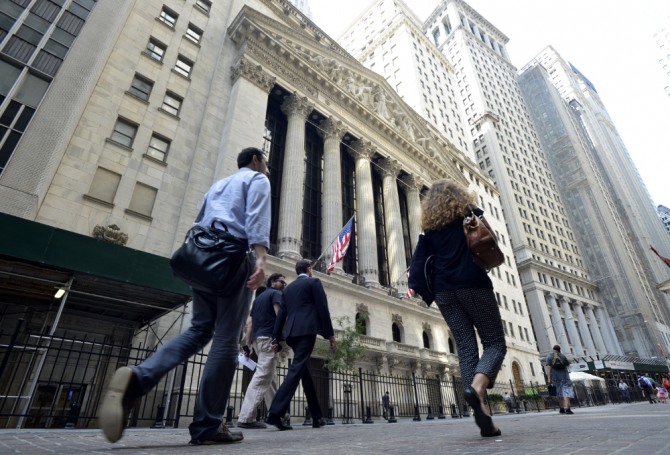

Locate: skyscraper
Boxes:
[519,46,670,357]
[342,0,624,360]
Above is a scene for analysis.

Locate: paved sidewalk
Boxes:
[1,402,669,455]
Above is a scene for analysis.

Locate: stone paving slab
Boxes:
[1,402,669,455]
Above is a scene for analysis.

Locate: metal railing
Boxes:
[0,328,647,429]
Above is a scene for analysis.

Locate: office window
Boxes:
[128,74,153,101]
[174,54,193,78]
[110,117,138,147]
[87,167,121,204]
[146,133,170,162]
[127,182,157,218]
[185,23,202,44]
[195,0,211,14]
[145,37,166,62]
[161,91,183,116]
[158,6,177,27]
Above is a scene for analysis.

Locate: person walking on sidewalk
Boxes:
[265,260,336,431]
[410,180,506,438]
[638,374,657,404]
[545,345,575,414]
[618,381,631,403]
[99,147,271,445]
[237,273,286,429]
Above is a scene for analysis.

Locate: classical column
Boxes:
[575,301,597,356]
[548,293,569,349]
[586,305,608,354]
[379,157,406,294]
[277,93,313,260]
[597,306,621,354]
[526,290,556,355]
[318,117,346,272]
[401,174,422,250]
[350,140,379,287]
[560,297,583,356]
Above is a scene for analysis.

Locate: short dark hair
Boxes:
[266,273,285,287]
[295,259,312,275]
[553,345,561,352]
[237,147,265,169]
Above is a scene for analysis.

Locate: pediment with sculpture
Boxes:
[227,5,468,185]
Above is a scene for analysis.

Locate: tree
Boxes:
[316,314,366,372]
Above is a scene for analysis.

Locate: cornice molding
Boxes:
[230,56,276,93]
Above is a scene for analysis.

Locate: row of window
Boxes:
[85,166,157,220]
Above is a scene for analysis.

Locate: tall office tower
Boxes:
[518,47,670,358]
[339,1,471,157]
[659,205,670,235]
[340,0,547,385]
[342,0,625,361]
[654,25,670,97]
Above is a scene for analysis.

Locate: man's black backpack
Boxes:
[551,352,566,370]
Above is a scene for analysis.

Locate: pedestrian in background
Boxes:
[237,273,286,429]
[382,391,390,420]
[412,179,506,438]
[545,345,574,414]
[100,147,271,445]
[618,380,630,403]
[638,374,657,404]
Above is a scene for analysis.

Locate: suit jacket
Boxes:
[273,275,334,341]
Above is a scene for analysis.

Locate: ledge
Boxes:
[83,194,114,208]
[105,138,133,152]
[124,208,153,222]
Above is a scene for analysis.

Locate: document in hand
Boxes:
[238,353,257,371]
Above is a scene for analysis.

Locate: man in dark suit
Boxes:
[265,259,336,430]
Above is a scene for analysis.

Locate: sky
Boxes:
[308,0,670,207]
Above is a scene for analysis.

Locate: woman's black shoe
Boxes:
[464,387,501,438]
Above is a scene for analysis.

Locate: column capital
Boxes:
[318,117,346,141]
[400,174,423,193]
[230,56,276,93]
[349,139,376,161]
[281,92,313,119]
[378,157,401,178]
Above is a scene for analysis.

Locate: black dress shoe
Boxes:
[463,387,501,438]
[265,413,293,431]
[312,417,326,428]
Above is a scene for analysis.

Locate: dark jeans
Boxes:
[132,262,252,441]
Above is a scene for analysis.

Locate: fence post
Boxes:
[363,406,373,424]
[173,360,189,428]
[438,405,446,419]
[426,405,434,420]
[388,405,397,423]
[225,406,234,424]
[358,368,367,424]
[450,403,459,418]
[64,403,80,429]
[411,372,421,421]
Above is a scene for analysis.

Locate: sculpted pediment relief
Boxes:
[228,5,468,185]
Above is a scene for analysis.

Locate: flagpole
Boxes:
[313,215,355,266]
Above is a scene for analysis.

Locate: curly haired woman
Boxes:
[417,179,506,437]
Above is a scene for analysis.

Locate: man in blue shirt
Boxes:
[237,273,286,429]
[100,147,271,445]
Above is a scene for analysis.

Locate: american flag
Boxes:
[327,217,354,273]
[406,269,414,299]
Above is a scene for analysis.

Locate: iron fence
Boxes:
[0,328,647,429]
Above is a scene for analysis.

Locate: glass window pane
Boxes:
[14,74,50,108]
[0,101,21,127]
[16,24,44,46]
[0,60,22,96]
[13,106,34,132]
[67,2,89,20]
[88,167,120,203]
[25,12,50,33]
[44,38,68,58]
[51,27,75,47]
[128,183,157,216]
[0,130,22,170]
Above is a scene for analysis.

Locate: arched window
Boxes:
[448,338,456,354]
[422,331,430,349]
[391,323,401,342]
[355,312,367,335]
